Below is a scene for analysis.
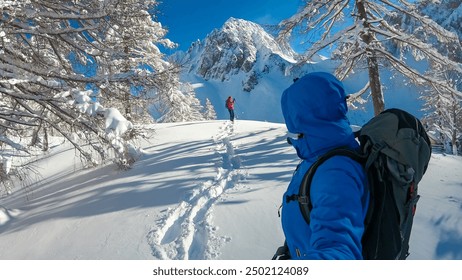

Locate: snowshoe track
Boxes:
[147,121,246,259]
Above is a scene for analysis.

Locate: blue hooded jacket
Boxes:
[280,72,369,259]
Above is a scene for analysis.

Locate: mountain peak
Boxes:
[222,17,262,32]
[179,17,297,84]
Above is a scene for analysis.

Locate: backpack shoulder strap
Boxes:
[298,147,365,224]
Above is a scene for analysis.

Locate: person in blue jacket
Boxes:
[278,72,369,259]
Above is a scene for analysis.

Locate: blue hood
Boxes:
[281,72,356,159]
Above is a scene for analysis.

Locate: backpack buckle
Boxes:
[371,142,386,154]
[285,194,309,205]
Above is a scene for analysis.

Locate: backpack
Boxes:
[287,108,432,260]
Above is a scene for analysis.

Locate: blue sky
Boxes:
[157,0,303,52]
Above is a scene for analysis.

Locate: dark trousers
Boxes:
[228,109,235,121]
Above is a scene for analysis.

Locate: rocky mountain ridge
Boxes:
[175,18,302,92]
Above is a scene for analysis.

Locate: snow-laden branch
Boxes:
[379,0,459,43]
[299,23,358,63]
[278,0,345,45]
[376,47,462,99]
[347,80,370,110]
[370,26,462,72]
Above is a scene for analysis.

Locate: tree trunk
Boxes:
[367,55,385,115]
[451,105,458,156]
[30,121,42,147]
[124,44,132,120]
[42,126,49,152]
[356,0,385,116]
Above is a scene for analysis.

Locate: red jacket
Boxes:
[226,98,235,110]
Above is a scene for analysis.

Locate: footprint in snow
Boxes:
[147,121,245,260]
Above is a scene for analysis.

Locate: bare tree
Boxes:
[278,0,462,115]
[0,0,177,190]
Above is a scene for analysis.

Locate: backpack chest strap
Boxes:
[290,148,365,224]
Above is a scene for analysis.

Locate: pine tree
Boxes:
[203,98,217,120]
[156,82,205,123]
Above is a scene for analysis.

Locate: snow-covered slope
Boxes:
[1,120,461,260]
[0,121,291,259]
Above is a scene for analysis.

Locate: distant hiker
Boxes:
[275,72,369,259]
[225,96,236,122]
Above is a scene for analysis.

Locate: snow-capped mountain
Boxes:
[172,18,339,123]
[178,17,298,86]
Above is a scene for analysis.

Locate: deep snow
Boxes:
[1,120,461,261]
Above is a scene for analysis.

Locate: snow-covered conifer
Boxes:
[203,98,217,120]
[156,82,205,123]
